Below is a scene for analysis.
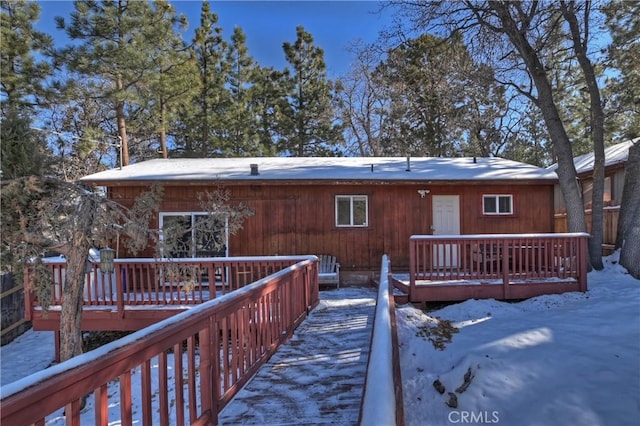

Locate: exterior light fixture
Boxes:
[417,189,430,198]
[100,247,115,274]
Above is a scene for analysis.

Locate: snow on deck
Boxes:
[218,286,377,425]
[393,274,577,286]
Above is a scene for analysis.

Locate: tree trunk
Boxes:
[620,205,640,279]
[159,100,168,159]
[491,3,588,236]
[560,0,605,269]
[116,74,130,166]
[58,197,96,362]
[618,142,640,278]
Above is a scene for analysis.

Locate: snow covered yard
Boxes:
[397,252,640,426]
[1,252,638,425]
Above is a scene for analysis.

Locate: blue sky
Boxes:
[35,1,391,77]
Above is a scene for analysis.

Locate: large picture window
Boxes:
[160,213,228,258]
[482,195,513,215]
[336,195,368,227]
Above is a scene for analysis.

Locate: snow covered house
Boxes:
[81,156,560,284]
[550,138,638,249]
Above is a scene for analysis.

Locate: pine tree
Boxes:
[1,0,53,178]
[603,1,640,140]
[222,27,262,156]
[0,107,50,179]
[251,66,287,156]
[279,26,344,157]
[176,1,229,157]
[1,0,52,111]
[142,1,199,159]
[56,0,181,165]
[373,33,506,157]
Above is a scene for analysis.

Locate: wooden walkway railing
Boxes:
[24,256,311,337]
[359,255,404,426]
[2,256,319,425]
[406,233,589,302]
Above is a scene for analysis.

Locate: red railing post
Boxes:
[578,234,589,291]
[201,318,215,424]
[116,263,125,318]
[501,238,509,298]
[409,238,416,302]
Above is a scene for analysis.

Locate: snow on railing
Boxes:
[3,256,319,425]
[360,254,404,426]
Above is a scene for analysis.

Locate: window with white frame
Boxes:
[335,195,368,227]
[159,213,228,258]
[482,195,513,215]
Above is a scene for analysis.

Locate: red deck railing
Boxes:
[2,255,319,425]
[25,256,307,321]
[407,233,589,302]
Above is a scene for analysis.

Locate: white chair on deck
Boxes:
[318,255,340,289]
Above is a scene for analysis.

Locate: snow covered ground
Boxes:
[397,252,640,426]
[1,252,638,425]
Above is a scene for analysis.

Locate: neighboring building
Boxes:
[549,138,637,248]
[549,139,636,211]
[81,156,558,284]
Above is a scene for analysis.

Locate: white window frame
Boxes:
[482,195,513,215]
[335,195,369,227]
[159,212,229,258]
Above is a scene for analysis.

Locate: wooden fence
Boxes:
[554,206,619,248]
[1,272,30,346]
[2,256,319,425]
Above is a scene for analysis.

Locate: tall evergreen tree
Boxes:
[279,26,343,156]
[0,107,51,180]
[603,0,640,140]
[251,66,287,156]
[56,0,180,165]
[1,0,52,112]
[176,0,229,157]
[1,0,53,178]
[141,0,199,159]
[223,27,261,156]
[373,33,506,157]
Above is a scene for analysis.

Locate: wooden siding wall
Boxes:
[109,183,554,272]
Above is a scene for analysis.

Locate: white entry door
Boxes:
[432,195,461,268]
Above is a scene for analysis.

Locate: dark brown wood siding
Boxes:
[107,182,554,271]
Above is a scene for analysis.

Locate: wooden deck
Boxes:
[4,256,320,425]
[26,256,307,332]
[400,233,589,303]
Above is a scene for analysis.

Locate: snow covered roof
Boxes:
[547,139,637,175]
[80,156,557,184]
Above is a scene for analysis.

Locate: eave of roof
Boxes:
[547,138,638,174]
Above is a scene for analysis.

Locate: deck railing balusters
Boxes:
[409,233,589,302]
